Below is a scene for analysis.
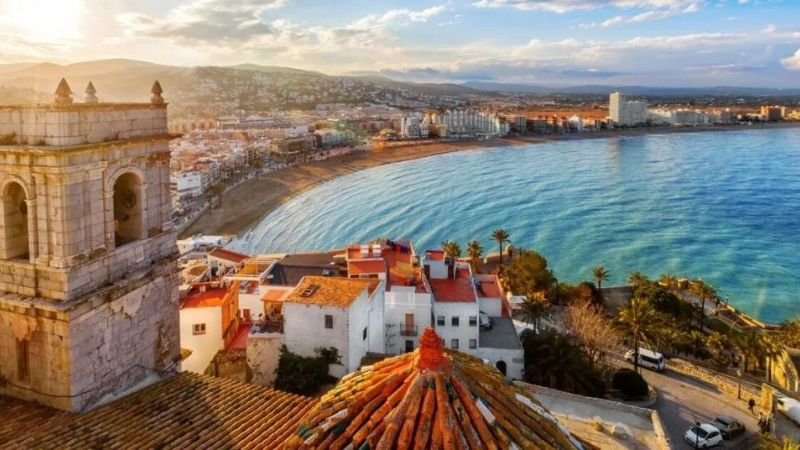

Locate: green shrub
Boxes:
[612,368,648,399]
[274,345,341,395]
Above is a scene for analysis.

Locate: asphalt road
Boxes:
[635,365,797,449]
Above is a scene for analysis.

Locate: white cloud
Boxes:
[781,49,800,70]
[472,0,704,13]
[117,0,288,44]
[577,1,701,28]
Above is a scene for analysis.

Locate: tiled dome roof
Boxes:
[284,327,584,449]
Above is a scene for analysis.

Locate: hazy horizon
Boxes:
[1,1,799,88]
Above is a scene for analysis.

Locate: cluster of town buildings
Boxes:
[609,92,795,127]
[0,82,617,449]
[398,109,512,139]
[176,236,525,381]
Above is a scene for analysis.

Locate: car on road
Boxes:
[624,348,666,372]
[684,423,723,448]
[710,416,745,439]
[776,395,800,426]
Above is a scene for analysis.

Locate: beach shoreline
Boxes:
[180,121,800,239]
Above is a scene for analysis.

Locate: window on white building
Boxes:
[469,339,477,349]
[192,323,207,335]
[451,316,459,327]
[469,316,477,327]
[436,316,445,326]
[451,339,459,349]
[363,327,368,341]
[325,315,333,329]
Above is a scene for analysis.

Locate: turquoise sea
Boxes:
[250,128,800,323]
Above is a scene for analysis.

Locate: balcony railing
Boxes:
[248,319,284,334]
[399,324,418,336]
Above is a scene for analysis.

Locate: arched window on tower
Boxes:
[113,173,143,247]
[0,181,30,260]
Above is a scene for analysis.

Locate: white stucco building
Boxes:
[345,241,433,355]
[609,92,648,126]
[283,276,385,378]
[424,249,523,379]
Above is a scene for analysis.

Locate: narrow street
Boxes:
[637,366,797,448]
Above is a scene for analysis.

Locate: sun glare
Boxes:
[8,0,85,42]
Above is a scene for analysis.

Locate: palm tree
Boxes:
[520,297,547,332]
[592,266,609,296]
[628,271,648,291]
[659,273,679,291]
[735,332,762,373]
[616,297,660,373]
[690,279,717,333]
[467,240,483,273]
[441,240,462,259]
[760,334,783,383]
[779,318,800,348]
[208,182,226,209]
[491,229,510,265]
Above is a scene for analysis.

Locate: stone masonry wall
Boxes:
[247,333,284,387]
[669,358,762,405]
[0,258,179,411]
[69,263,180,411]
[0,299,73,410]
[0,105,168,147]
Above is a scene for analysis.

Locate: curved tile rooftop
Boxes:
[284,327,585,449]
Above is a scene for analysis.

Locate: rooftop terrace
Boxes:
[429,267,477,303]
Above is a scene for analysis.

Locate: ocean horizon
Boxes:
[250,128,800,323]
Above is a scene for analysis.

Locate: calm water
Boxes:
[250,129,800,323]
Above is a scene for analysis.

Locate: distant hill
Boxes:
[2,58,797,114]
[0,59,484,115]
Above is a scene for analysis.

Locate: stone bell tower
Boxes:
[0,79,180,411]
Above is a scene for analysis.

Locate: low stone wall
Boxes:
[669,358,761,405]
[519,382,672,450]
[523,383,655,417]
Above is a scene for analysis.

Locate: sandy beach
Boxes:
[180,122,800,238]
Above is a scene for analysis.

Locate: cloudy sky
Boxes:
[1,0,799,86]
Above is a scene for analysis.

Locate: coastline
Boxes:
[180,121,800,238]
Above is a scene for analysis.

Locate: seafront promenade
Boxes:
[182,121,800,239]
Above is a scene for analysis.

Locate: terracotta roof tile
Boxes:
[0,372,313,450]
[285,276,374,307]
[284,328,584,450]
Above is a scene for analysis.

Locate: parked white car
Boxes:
[684,423,723,448]
[776,395,800,426]
[624,348,666,372]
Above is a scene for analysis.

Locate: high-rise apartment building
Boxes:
[609,92,648,126]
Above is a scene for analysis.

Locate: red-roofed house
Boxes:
[424,248,523,379]
[179,281,240,373]
[346,240,433,355]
